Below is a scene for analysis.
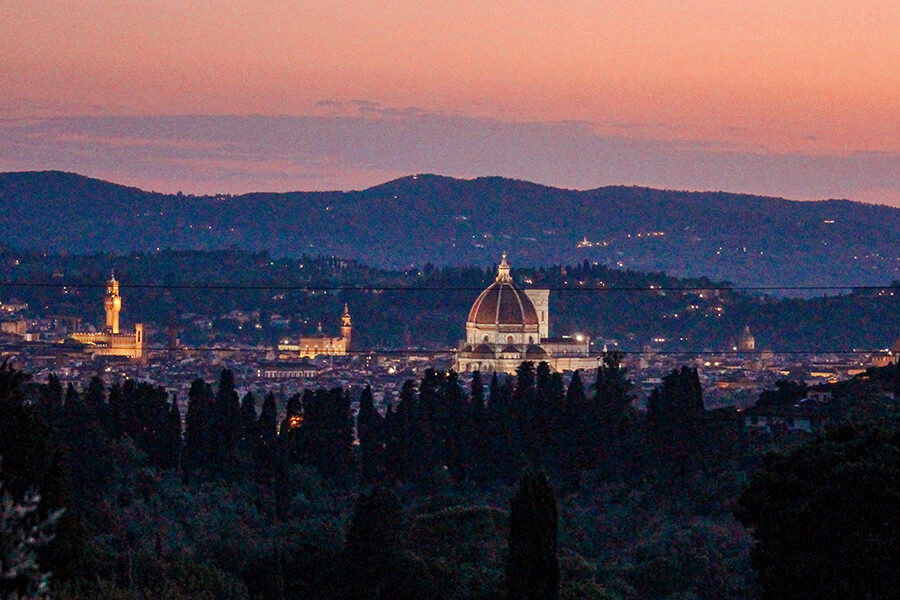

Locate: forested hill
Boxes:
[2,170,899,288]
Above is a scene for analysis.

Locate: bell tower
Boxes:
[104,271,121,334]
[341,304,352,347]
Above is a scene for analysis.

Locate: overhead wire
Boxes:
[0,281,898,292]
[1,279,896,358]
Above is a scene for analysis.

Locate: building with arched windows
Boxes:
[455,254,598,374]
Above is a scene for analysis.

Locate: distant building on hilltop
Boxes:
[455,253,597,374]
[736,324,756,352]
[277,304,351,358]
[70,272,144,358]
[870,336,900,367]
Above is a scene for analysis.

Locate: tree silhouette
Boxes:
[506,467,559,600]
[735,425,900,600]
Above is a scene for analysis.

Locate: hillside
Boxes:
[2,248,898,353]
[2,171,898,288]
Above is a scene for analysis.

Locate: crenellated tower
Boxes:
[104,271,121,334]
[73,270,143,359]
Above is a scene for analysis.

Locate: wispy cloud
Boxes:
[0,112,898,204]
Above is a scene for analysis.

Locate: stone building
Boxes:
[277,304,352,358]
[455,254,597,374]
[71,272,144,358]
[737,325,756,352]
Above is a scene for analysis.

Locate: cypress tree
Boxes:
[545,371,566,473]
[214,368,241,479]
[561,370,587,485]
[489,371,501,410]
[466,370,487,484]
[83,375,112,435]
[506,467,559,600]
[328,388,355,481]
[39,373,64,423]
[342,485,405,599]
[279,392,305,465]
[183,377,213,479]
[484,373,519,483]
[357,385,384,485]
[159,396,183,471]
[83,376,105,415]
[591,351,635,471]
[239,391,258,463]
[64,383,77,407]
[647,366,705,468]
[240,391,258,433]
[386,379,438,485]
[108,382,127,439]
[62,379,112,511]
[259,391,278,444]
[443,370,469,483]
[471,370,485,410]
[255,391,278,483]
[528,362,553,466]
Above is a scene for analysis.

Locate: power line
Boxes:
[0,281,898,293]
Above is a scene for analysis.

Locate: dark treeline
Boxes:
[3,358,900,598]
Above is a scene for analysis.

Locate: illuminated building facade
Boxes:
[456,254,597,374]
[71,272,144,358]
[277,304,352,358]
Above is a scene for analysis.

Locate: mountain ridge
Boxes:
[1,170,898,289]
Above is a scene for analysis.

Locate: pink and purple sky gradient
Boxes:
[1,1,898,203]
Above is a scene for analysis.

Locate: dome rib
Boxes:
[467,281,539,327]
[466,255,539,330]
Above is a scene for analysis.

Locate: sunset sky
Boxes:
[2,1,898,203]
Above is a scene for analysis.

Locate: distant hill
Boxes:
[2,170,898,288]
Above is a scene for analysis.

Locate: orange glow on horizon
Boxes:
[2,1,898,156]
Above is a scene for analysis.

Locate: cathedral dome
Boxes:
[467,254,539,330]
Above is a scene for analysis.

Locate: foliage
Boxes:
[506,468,559,600]
[0,478,61,600]
[735,424,900,600]
[0,359,786,599]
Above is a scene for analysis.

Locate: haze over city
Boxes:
[2,1,899,203]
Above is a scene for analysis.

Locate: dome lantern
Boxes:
[496,251,512,282]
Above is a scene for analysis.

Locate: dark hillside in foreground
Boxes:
[2,170,898,288]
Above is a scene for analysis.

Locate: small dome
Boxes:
[501,344,520,354]
[472,344,495,358]
[525,345,548,359]
[467,254,539,330]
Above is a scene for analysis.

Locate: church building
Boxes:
[277,304,352,358]
[71,272,144,358]
[455,254,598,374]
